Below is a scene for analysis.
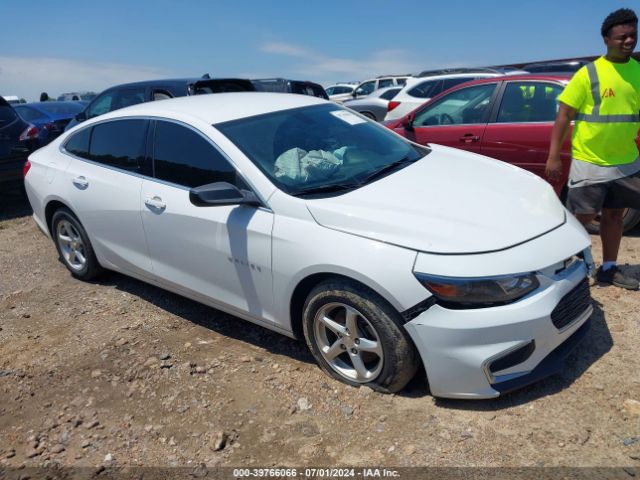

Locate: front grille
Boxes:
[551,278,591,329]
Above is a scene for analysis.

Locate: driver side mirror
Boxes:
[189,182,262,207]
[75,111,87,122]
[402,113,415,132]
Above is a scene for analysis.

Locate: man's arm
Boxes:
[545,102,576,182]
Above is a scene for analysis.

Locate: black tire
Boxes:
[360,111,376,121]
[302,279,419,393]
[585,208,640,234]
[51,207,102,280]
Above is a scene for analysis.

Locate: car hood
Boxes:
[305,144,565,254]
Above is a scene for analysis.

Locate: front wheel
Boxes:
[51,208,102,280]
[302,280,419,393]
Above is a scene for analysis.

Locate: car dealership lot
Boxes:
[0,191,639,469]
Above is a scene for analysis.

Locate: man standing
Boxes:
[546,8,640,290]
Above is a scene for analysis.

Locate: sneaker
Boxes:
[595,265,640,290]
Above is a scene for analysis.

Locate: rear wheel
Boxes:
[302,279,419,393]
[360,111,376,121]
[585,208,640,234]
[51,208,102,280]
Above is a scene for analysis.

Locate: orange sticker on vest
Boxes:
[602,88,615,98]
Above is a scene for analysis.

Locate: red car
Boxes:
[385,74,640,232]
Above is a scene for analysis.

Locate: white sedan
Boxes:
[24,92,593,398]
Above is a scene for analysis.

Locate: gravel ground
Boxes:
[0,189,639,474]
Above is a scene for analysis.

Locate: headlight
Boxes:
[414,272,539,308]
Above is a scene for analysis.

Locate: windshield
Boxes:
[215,104,429,196]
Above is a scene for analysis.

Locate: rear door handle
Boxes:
[144,196,166,210]
[72,176,89,188]
[459,134,480,143]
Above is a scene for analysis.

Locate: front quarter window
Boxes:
[87,92,115,118]
[215,104,429,196]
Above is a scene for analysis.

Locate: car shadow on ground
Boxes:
[0,187,32,222]
[98,271,316,366]
[426,301,612,410]
[97,271,611,407]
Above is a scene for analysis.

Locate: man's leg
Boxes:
[589,208,638,289]
[599,208,624,263]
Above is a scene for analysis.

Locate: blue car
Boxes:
[14,101,86,145]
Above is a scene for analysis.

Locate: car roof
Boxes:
[104,77,248,91]
[456,73,572,85]
[88,92,328,125]
[18,101,85,110]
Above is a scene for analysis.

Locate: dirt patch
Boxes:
[0,191,639,470]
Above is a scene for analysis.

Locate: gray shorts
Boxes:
[566,170,640,214]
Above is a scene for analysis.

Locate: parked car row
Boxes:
[14,101,86,146]
[381,74,640,232]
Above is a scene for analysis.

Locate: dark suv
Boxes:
[251,78,328,99]
[0,97,39,189]
[65,75,255,130]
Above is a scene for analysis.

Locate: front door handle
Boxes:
[72,176,89,188]
[459,134,480,143]
[144,196,166,210]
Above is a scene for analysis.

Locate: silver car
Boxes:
[342,87,401,121]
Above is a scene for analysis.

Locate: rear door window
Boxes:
[115,88,147,109]
[88,119,148,172]
[152,120,242,188]
[496,82,563,123]
[407,80,443,99]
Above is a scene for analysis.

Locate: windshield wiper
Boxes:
[289,182,361,197]
[358,157,417,186]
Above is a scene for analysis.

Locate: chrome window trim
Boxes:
[59,115,272,211]
[489,120,556,126]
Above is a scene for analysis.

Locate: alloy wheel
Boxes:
[56,219,87,272]
[313,302,384,383]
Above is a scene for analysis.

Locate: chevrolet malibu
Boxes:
[24,93,594,399]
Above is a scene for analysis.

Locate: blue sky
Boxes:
[0,0,633,101]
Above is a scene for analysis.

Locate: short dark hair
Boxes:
[601,8,638,37]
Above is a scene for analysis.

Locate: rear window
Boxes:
[291,82,328,99]
[15,106,46,122]
[252,80,288,93]
[64,127,91,158]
